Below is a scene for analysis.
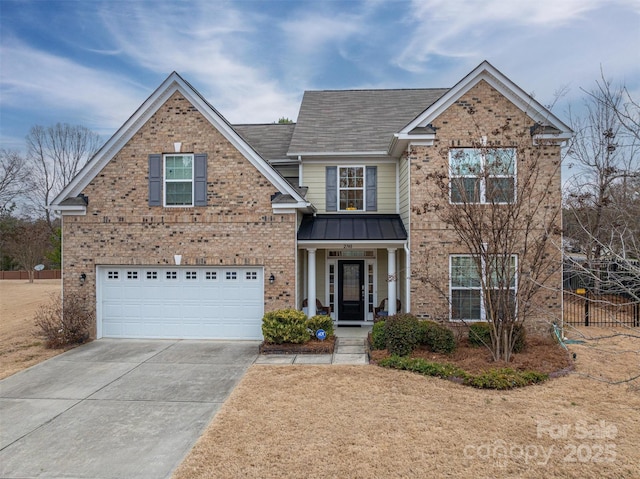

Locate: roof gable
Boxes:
[51,72,307,209]
[399,61,572,140]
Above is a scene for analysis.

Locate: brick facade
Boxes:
[63,92,297,337]
[408,80,563,331]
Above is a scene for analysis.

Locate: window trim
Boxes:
[163,153,195,207]
[449,148,517,205]
[337,165,366,212]
[449,254,518,322]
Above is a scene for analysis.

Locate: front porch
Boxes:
[297,215,408,323]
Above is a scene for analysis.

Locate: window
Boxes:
[166,271,177,280]
[146,271,158,280]
[226,271,237,280]
[450,255,517,321]
[186,271,197,280]
[338,166,364,211]
[205,271,217,280]
[449,148,515,204]
[164,154,194,206]
[326,165,376,212]
[245,271,258,280]
[126,271,138,280]
[107,271,119,280]
[149,153,207,207]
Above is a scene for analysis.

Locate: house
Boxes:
[50,61,572,340]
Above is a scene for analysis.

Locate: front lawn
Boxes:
[173,327,639,479]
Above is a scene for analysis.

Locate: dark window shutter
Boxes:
[194,153,208,206]
[148,154,162,206]
[366,166,377,211]
[326,166,337,212]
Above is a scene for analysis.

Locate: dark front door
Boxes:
[338,260,365,321]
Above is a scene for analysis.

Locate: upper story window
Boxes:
[339,166,364,211]
[449,148,516,204]
[326,165,377,213]
[164,154,194,206]
[149,153,207,208]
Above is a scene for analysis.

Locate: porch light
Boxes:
[269,273,275,284]
[80,273,87,285]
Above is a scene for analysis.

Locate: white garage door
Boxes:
[97,266,264,339]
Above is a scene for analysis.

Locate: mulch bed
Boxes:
[369,335,573,375]
[259,336,336,354]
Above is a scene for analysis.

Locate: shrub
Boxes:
[379,356,466,379]
[34,292,92,349]
[384,313,420,356]
[306,315,334,338]
[420,321,456,354]
[468,322,491,347]
[379,357,549,389]
[262,309,309,344]
[371,320,386,350]
[463,368,548,390]
[468,322,527,353]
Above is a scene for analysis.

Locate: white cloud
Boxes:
[96,1,300,123]
[280,13,364,54]
[395,0,630,73]
[0,40,146,134]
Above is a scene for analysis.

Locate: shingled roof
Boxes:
[234,123,296,161]
[287,88,448,155]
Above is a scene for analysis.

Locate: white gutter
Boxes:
[287,151,389,157]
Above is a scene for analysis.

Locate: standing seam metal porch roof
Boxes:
[297,214,408,241]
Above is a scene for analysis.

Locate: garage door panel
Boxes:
[102,322,123,337]
[98,266,264,339]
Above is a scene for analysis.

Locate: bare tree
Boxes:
[25,123,101,228]
[4,219,52,282]
[563,77,639,328]
[594,70,640,142]
[415,118,563,362]
[0,149,31,214]
[564,81,639,266]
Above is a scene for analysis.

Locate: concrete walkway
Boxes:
[0,339,258,479]
[256,326,372,365]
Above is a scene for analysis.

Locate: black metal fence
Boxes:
[563,258,640,326]
[563,290,640,327]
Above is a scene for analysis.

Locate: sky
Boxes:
[1,0,639,154]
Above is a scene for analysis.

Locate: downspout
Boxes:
[60,214,64,321]
[404,242,410,313]
[297,155,303,311]
[405,145,411,313]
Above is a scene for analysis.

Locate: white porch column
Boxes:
[307,248,317,317]
[387,248,397,315]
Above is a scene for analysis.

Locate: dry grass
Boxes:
[0,279,64,379]
[174,328,639,479]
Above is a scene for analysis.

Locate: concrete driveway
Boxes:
[0,339,258,479]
